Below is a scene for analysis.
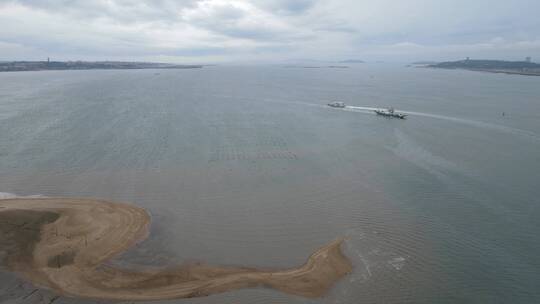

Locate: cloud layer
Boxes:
[1,0,539,63]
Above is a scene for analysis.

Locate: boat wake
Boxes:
[258,98,539,142]
[345,106,540,142]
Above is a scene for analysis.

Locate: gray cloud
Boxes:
[1,0,199,23]
[253,0,317,15]
[0,0,539,63]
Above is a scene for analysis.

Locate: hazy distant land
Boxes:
[428,59,540,76]
[0,61,203,72]
[339,59,364,64]
[411,61,439,65]
[283,65,349,69]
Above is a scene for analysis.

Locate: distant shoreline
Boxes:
[427,67,540,76]
[283,65,349,69]
[0,61,203,72]
[426,59,540,76]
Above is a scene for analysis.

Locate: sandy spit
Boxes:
[0,198,352,300]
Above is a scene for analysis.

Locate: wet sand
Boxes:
[0,198,352,301]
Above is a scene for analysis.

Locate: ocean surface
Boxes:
[1,65,539,303]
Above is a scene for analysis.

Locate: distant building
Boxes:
[526,57,531,63]
[466,57,470,61]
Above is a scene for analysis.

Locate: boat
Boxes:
[374,108,407,119]
[327,101,346,108]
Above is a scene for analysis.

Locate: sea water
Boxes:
[1,64,539,303]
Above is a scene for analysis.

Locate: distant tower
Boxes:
[466,57,470,61]
[47,57,50,64]
[526,56,531,63]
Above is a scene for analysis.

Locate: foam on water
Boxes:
[0,192,45,199]
[392,129,469,180]
[388,257,406,271]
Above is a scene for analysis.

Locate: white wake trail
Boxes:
[346,106,540,142]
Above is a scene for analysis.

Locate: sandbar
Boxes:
[0,198,352,300]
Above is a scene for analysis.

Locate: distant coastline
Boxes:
[339,59,364,64]
[0,61,203,72]
[283,65,349,69]
[427,59,540,76]
[411,61,439,66]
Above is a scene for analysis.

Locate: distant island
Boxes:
[428,59,540,76]
[339,59,364,64]
[284,65,349,69]
[0,61,203,72]
[411,61,439,65]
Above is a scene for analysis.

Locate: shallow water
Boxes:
[1,65,539,303]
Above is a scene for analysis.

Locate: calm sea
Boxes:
[1,65,539,303]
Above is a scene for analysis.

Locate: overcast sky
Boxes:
[1,0,539,63]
